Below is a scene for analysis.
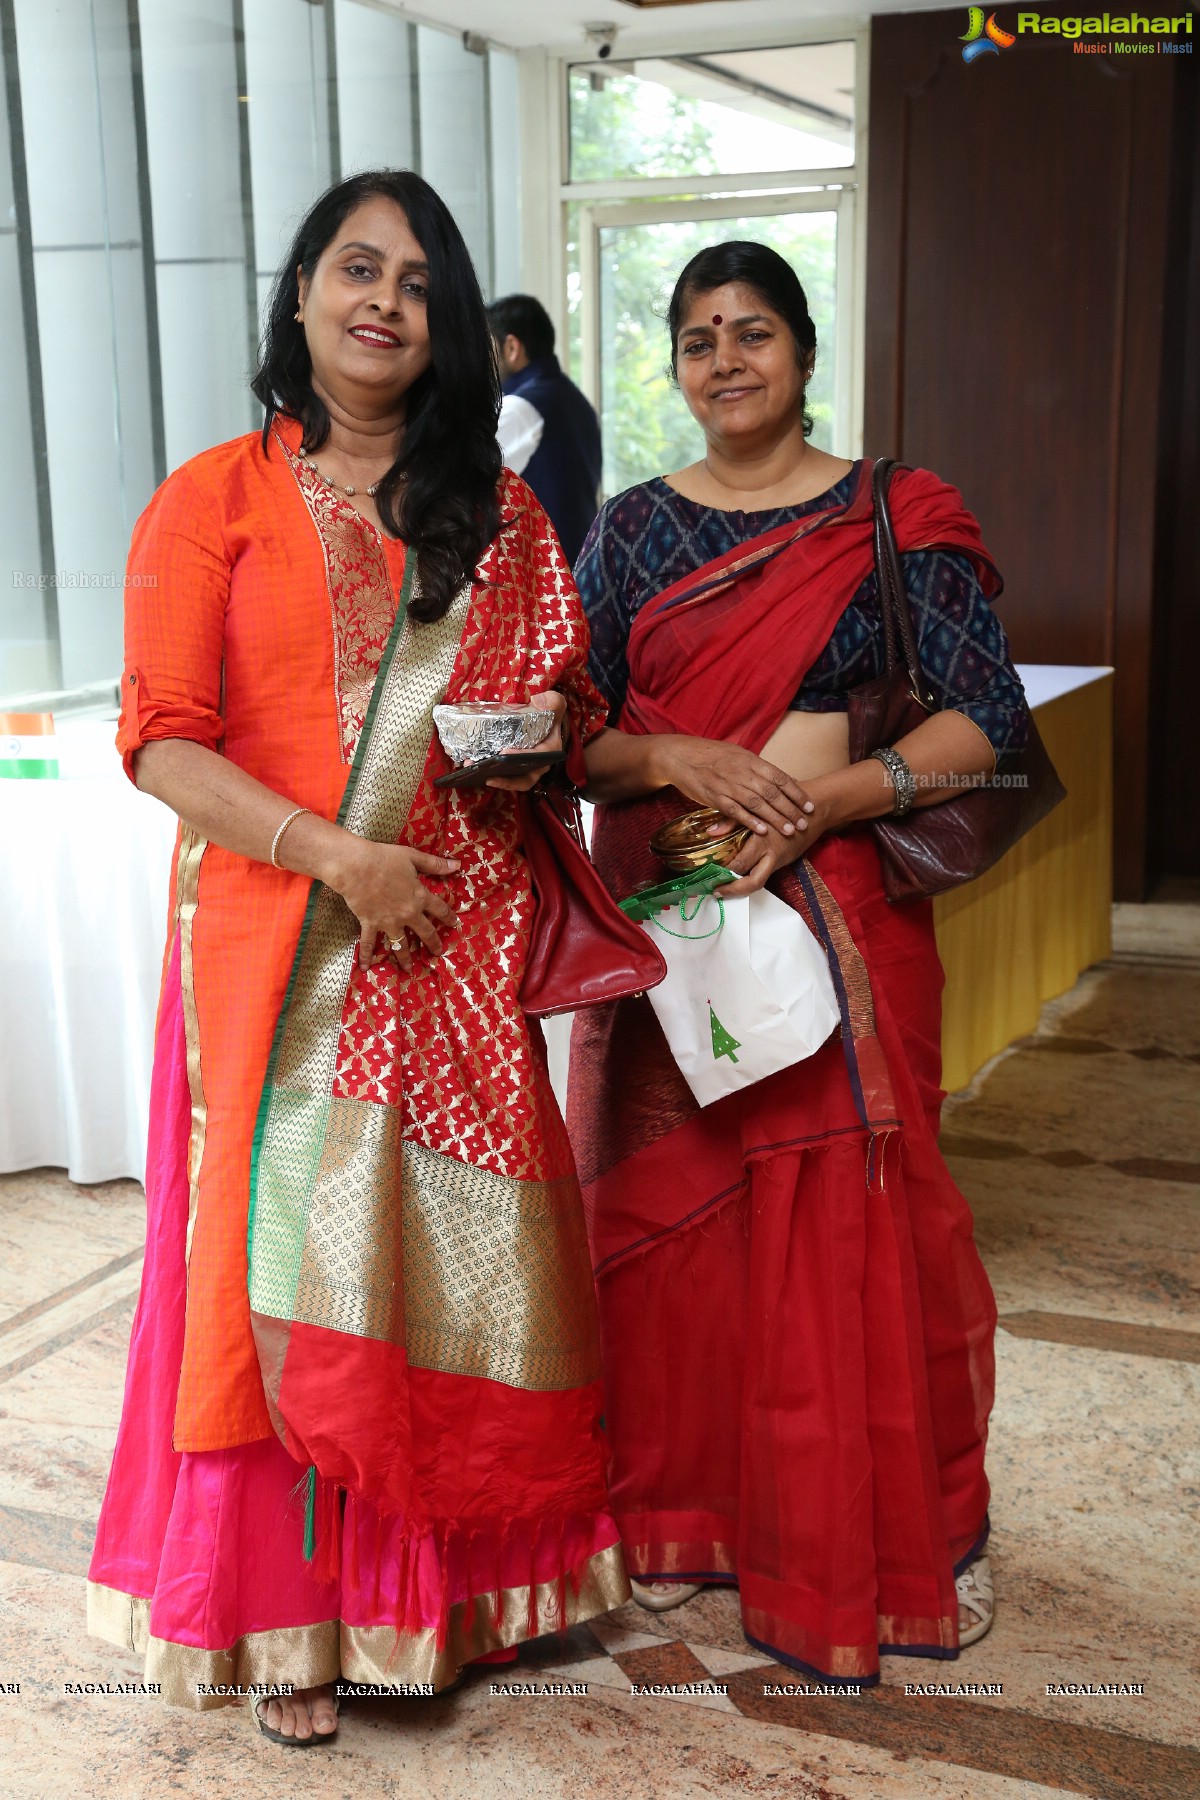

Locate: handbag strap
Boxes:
[872,457,937,712]
[534,777,587,851]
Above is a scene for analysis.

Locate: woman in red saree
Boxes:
[88,171,627,1743]
[571,241,1026,1685]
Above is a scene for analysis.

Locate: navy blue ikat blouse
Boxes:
[574,465,1029,768]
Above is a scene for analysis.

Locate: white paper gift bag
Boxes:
[643,888,839,1107]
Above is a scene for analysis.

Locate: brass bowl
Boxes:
[650,807,751,872]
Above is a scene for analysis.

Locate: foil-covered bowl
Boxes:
[432,701,555,767]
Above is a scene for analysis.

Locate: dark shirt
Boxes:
[574,469,1029,767]
[502,355,602,566]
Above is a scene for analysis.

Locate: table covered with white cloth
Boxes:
[0,722,177,1183]
[0,666,1111,1185]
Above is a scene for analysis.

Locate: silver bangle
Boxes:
[869,747,917,818]
[270,806,311,868]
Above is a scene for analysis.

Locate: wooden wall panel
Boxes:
[865,10,1184,898]
[1148,68,1200,882]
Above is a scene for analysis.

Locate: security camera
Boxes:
[585,22,618,61]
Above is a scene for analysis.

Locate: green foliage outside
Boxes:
[566,72,840,501]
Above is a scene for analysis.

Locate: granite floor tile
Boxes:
[1111,899,1200,965]
[587,1614,673,1656]
[998,1310,1200,1362]
[2,912,1196,1799]
[3,1564,1091,1800]
[970,1332,1199,1750]
[0,1171,143,1327]
[526,1652,632,1693]
[686,1643,773,1679]
[0,1265,143,1384]
[0,1248,143,1345]
[609,1640,740,1712]
[948,1153,1200,1330]
[0,1504,94,1578]
[726,1672,1200,1800]
[947,1053,1197,1162]
[0,1299,135,1516]
[601,1587,749,1654]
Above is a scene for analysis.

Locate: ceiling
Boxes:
[371,0,952,55]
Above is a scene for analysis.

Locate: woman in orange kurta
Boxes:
[88,170,628,1742]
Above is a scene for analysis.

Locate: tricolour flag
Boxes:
[0,712,58,779]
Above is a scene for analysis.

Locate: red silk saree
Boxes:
[89,420,628,1704]
[568,460,999,1685]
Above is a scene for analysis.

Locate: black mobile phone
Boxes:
[432,749,567,790]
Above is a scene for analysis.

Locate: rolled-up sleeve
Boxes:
[115,465,230,783]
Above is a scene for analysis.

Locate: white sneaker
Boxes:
[955,1554,995,1647]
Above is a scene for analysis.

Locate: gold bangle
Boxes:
[270,806,311,869]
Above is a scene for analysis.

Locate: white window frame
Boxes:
[517,16,871,457]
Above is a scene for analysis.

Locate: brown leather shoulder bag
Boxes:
[846,458,1066,901]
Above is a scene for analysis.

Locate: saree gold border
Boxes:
[86,1545,629,1709]
[274,580,470,1096]
[877,1610,958,1650]
[249,571,472,1330]
[87,1580,151,1656]
[740,1604,881,1682]
[621,1539,738,1580]
[175,826,209,1266]
[342,1540,630,1691]
[401,1140,600,1390]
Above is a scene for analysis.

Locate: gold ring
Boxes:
[389,938,405,952]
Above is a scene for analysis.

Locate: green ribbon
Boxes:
[303,1464,316,1562]
[619,858,734,923]
[649,892,726,942]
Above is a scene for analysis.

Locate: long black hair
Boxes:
[252,170,502,623]
[667,240,818,438]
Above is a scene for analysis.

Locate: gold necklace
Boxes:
[296,443,396,498]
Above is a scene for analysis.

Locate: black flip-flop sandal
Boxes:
[253,1691,340,1747]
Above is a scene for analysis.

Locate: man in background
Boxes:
[487,294,602,566]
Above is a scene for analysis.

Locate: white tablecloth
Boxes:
[0,722,177,1184]
[0,665,1101,1183]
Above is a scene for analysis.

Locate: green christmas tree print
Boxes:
[709,1002,741,1064]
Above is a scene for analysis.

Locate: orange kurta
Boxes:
[118,418,606,1452]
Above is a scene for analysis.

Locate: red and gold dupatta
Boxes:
[247,462,612,1533]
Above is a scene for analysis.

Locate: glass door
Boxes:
[577,190,855,500]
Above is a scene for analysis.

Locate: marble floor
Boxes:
[1,894,1197,1800]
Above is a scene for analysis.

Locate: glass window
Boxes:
[1,2,513,708]
[569,43,855,184]
[596,209,839,501]
[488,48,522,300]
[565,35,861,498]
[417,27,489,292]
[334,1,418,179]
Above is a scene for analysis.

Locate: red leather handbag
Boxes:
[518,784,667,1018]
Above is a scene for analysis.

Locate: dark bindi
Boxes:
[712,314,723,325]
